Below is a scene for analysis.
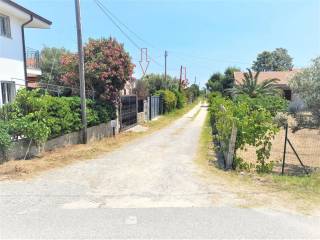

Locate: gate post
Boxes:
[281,124,288,175]
[149,96,152,120]
[225,123,237,170]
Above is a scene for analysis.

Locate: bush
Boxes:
[156,90,177,113]
[0,122,11,152]
[172,90,186,109]
[209,93,281,172]
[0,89,116,148]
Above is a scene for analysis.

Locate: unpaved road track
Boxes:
[0,104,319,239]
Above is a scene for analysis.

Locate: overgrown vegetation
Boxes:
[155,89,177,113]
[0,89,115,150]
[198,109,320,213]
[209,92,287,172]
[290,57,320,125]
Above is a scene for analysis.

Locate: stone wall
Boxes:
[137,112,145,124]
[0,121,115,164]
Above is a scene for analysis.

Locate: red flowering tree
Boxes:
[60,37,135,103]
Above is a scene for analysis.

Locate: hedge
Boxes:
[0,89,116,148]
[155,89,177,113]
[209,93,287,172]
[172,89,186,109]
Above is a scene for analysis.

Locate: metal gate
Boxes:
[120,95,137,130]
[149,95,161,120]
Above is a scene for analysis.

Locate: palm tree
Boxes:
[229,69,279,98]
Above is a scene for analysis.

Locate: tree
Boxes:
[223,67,240,90]
[40,47,70,86]
[133,80,149,100]
[61,37,135,104]
[290,57,320,123]
[206,72,224,93]
[206,67,240,95]
[252,48,293,72]
[141,74,179,95]
[230,69,279,98]
[188,84,200,97]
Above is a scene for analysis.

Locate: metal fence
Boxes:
[120,95,137,131]
[149,95,161,120]
[237,124,320,175]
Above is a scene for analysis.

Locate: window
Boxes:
[0,14,11,38]
[0,82,16,105]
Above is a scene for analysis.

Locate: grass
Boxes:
[196,110,320,214]
[0,100,200,181]
[271,173,320,202]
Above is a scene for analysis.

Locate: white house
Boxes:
[0,0,51,106]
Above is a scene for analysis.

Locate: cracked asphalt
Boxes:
[0,104,319,239]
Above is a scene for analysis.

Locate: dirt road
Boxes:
[0,104,319,239]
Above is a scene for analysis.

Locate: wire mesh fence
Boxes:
[237,125,320,175]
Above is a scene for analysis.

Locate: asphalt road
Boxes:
[0,104,319,239]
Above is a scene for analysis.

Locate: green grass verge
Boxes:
[272,173,320,201]
[197,110,320,212]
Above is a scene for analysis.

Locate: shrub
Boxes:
[209,94,281,172]
[0,122,11,153]
[172,90,186,109]
[156,90,177,113]
[60,37,135,104]
[0,89,116,147]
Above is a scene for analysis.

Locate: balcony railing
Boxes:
[26,47,40,69]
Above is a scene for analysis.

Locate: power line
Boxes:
[93,0,253,80]
[95,0,157,49]
[94,0,140,50]
[94,0,164,71]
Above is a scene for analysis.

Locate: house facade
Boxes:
[234,70,302,101]
[0,0,51,106]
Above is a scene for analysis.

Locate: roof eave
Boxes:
[1,0,52,27]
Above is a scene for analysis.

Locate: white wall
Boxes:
[0,14,25,89]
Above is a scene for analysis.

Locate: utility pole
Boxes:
[164,50,168,82]
[179,65,182,92]
[75,0,87,144]
[194,76,196,85]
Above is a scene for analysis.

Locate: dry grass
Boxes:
[0,100,199,181]
[196,112,320,215]
[0,131,141,181]
[237,128,320,174]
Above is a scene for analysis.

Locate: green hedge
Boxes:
[209,93,287,172]
[0,89,115,148]
[172,90,186,109]
[155,89,177,113]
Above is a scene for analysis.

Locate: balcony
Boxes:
[26,47,42,82]
[26,47,40,69]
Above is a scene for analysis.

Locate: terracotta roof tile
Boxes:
[234,70,301,86]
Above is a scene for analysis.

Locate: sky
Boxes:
[18,0,320,87]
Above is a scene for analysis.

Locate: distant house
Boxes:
[0,0,51,106]
[233,70,301,101]
[121,77,136,96]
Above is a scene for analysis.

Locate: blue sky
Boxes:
[18,0,320,87]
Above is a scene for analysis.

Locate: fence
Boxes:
[237,124,320,175]
[120,95,137,131]
[149,95,161,120]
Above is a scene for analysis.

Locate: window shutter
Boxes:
[0,16,4,36]
[5,16,11,38]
